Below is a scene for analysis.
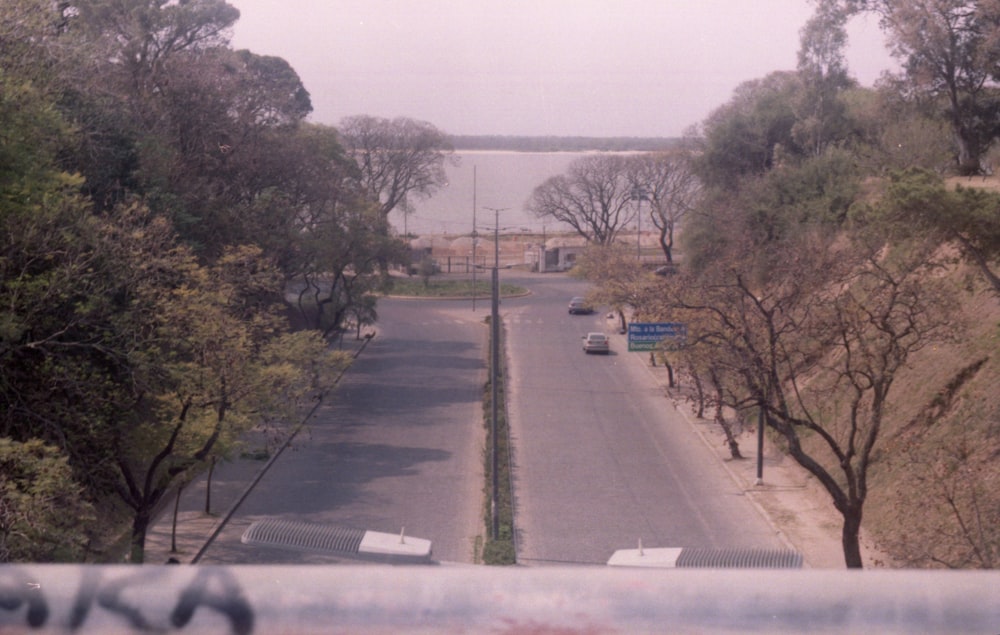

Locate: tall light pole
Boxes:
[482,206,508,540]
[472,166,477,312]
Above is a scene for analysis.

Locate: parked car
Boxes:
[582,332,610,354]
[568,297,594,314]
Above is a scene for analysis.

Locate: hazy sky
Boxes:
[226,0,897,138]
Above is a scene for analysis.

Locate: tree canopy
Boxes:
[0,0,408,562]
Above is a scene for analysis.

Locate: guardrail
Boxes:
[3,565,998,634]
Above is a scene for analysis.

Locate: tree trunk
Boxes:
[658,223,674,263]
[710,369,742,459]
[129,509,150,564]
[205,456,216,514]
[691,369,705,419]
[841,507,864,568]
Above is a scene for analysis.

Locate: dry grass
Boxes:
[862,265,1000,568]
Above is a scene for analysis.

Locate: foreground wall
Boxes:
[2,565,998,634]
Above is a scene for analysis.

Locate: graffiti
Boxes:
[0,567,254,634]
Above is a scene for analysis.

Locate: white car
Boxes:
[582,332,610,354]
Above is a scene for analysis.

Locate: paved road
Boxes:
[182,298,487,564]
[152,272,784,567]
[502,272,786,565]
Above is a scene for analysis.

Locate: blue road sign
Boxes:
[628,322,687,352]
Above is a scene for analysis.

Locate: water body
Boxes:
[391,151,594,237]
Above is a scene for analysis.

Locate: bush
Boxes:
[482,539,515,565]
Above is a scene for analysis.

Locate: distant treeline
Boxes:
[448,135,683,152]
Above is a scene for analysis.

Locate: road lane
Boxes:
[503,273,786,565]
[187,298,487,564]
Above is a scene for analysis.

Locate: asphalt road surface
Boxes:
[189,297,487,564]
[502,272,786,565]
[174,272,783,566]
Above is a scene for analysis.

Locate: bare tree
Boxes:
[338,115,455,224]
[528,154,636,245]
[577,242,651,332]
[627,152,701,262]
[667,231,955,567]
[888,431,1000,568]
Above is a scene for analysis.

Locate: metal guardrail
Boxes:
[2,565,999,634]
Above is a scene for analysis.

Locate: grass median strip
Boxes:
[482,313,515,565]
[388,277,527,298]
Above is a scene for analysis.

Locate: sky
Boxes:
[226,0,898,138]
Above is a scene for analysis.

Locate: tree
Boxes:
[91,211,350,562]
[696,71,803,189]
[666,231,955,567]
[272,125,409,336]
[0,439,95,562]
[576,242,651,332]
[145,47,313,252]
[885,430,1000,568]
[528,154,636,245]
[794,0,857,156]
[860,0,1000,174]
[293,200,407,336]
[338,115,454,224]
[858,168,1000,295]
[843,86,955,173]
[0,68,129,507]
[67,0,241,110]
[626,152,701,263]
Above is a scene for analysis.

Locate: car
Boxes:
[582,332,610,354]
[568,297,594,314]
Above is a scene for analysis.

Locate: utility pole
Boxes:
[631,186,647,262]
[482,206,508,540]
[472,166,477,312]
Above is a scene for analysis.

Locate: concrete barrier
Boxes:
[2,565,999,634]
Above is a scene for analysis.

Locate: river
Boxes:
[391,151,596,236]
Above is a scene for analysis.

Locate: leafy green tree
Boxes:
[853,0,1000,174]
[0,438,95,562]
[144,47,313,252]
[294,199,408,336]
[67,0,240,110]
[794,0,857,156]
[854,168,1000,295]
[89,211,350,562]
[696,71,803,189]
[0,67,127,505]
[843,86,955,173]
[59,0,315,258]
[683,148,861,273]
